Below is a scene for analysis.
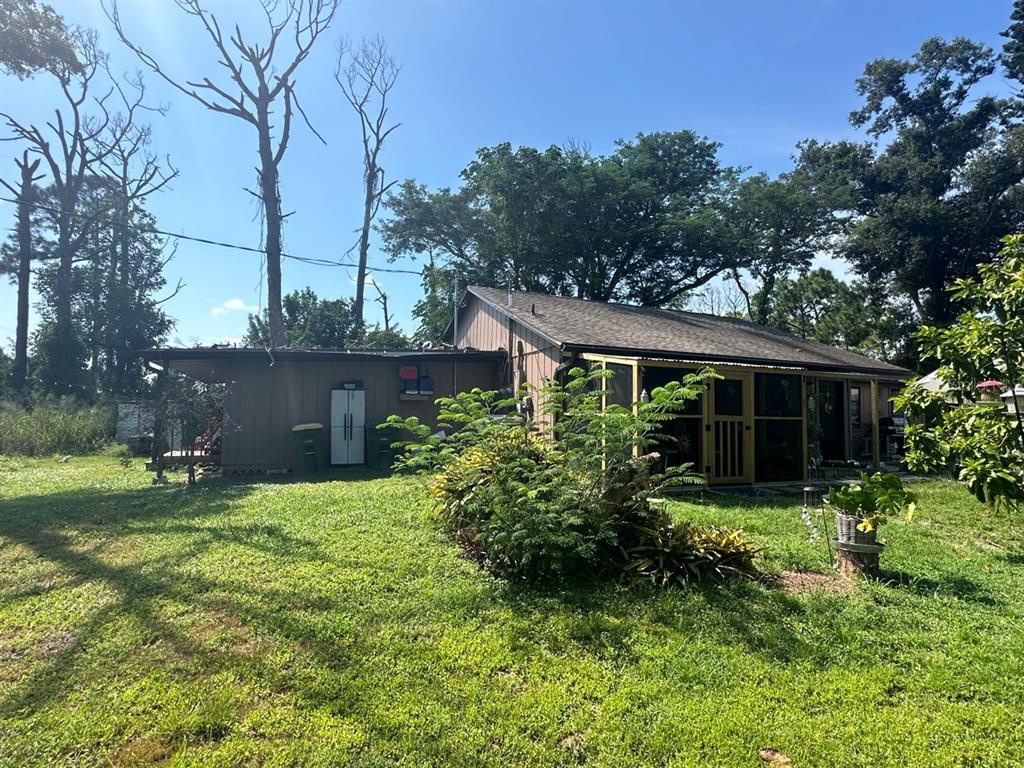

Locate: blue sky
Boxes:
[0,0,1015,349]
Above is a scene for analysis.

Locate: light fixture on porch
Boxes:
[640,388,650,403]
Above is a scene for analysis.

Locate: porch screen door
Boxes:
[711,376,750,483]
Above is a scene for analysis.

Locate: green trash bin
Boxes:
[366,427,401,471]
[292,423,325,472]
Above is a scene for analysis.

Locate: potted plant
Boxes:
[827,471,917,546]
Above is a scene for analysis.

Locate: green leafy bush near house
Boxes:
[382,366,759,583]
[0,399,114,456]
[894,235,1024,512]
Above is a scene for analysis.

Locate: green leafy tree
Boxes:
[31,181,176,397]
[729,164,843,324]
[355,324,410,350]
[0,0,79,78]
[809,38,1024,334]
[410,257,456,345]
[893,236,1024,511]
[1001,0,1024,91]
[381,133,740,307]
[761,268,913,364]
[245,287,413,349]
[244,288,357,349]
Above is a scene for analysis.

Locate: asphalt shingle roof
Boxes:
[468,286,910,378]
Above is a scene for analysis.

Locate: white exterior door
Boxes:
[330,390,348,464]
[348,390,365,464]
[330,388,366,465]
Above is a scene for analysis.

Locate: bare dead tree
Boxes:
[728,267,754,318]
[0,151,44,393]
[95,76,179,389]
[692,279,748,317]
[107,0,339,348]
[370,277,391,332]
[0,30,128,348]
[335,35,400,336]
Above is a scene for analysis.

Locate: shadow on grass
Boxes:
[0,478,342,719]
[160,465,397,487]
[1001,550,1024,567]
[0,471,888,727]
[490,572,818,666]
[877,568,1000,606]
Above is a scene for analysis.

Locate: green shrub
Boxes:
[384,366,760,584]
[893,235,1024,511]
[0,399,114,456]
[622,510,760,585]
[432,429,616,577]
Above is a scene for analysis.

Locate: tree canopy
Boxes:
[0,0,79,79]
[381,132,740,308]
[806,38,1024,330]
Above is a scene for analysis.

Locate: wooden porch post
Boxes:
[802,375,809,483]
[632,362,641,458]
[152,367,167,484]
[870,378,880,470]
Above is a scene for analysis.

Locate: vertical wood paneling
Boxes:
[455,297,508,352]
[215,358,498,469]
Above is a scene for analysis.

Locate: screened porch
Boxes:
[584,353,897,486]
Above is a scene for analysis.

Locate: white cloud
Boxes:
[210,298,257,316]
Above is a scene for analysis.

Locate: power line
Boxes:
[0,195,424,276]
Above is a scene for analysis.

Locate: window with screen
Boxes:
[714,378,744,416]
[754,373,804,482]
[605,363,633,408]
[641,366,703,473]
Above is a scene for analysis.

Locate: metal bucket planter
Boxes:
[833,511,877,546]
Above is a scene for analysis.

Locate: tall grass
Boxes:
[0,399,114,456]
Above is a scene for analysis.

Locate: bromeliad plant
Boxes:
[828,471,917,535]
[380,366,759,583]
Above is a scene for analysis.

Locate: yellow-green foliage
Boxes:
[624,514,760,585]
[430,430,555,521]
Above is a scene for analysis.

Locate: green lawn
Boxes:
[0,456,1022,767]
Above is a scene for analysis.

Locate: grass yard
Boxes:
[0,456,1022,767]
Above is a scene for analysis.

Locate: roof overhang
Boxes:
[139,347,506,365]
[566,343,911,380]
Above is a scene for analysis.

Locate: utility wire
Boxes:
[0,194,424,276]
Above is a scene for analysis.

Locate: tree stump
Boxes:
[832,540,883,579]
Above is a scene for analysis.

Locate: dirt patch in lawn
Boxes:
[108,735,174,767]
[773,570,857,596]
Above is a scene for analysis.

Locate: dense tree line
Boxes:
[0,1,177,401]
[382,12,1024,370]
[3,0,1023,401]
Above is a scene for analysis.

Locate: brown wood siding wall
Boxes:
[187,358,498,470]
[454,294,562,392]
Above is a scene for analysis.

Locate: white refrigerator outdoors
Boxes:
[330,386,365,465]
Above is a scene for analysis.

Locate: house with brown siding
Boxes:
[143,286,909,484]
[141,348,501,473]
[448,286,911,485]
